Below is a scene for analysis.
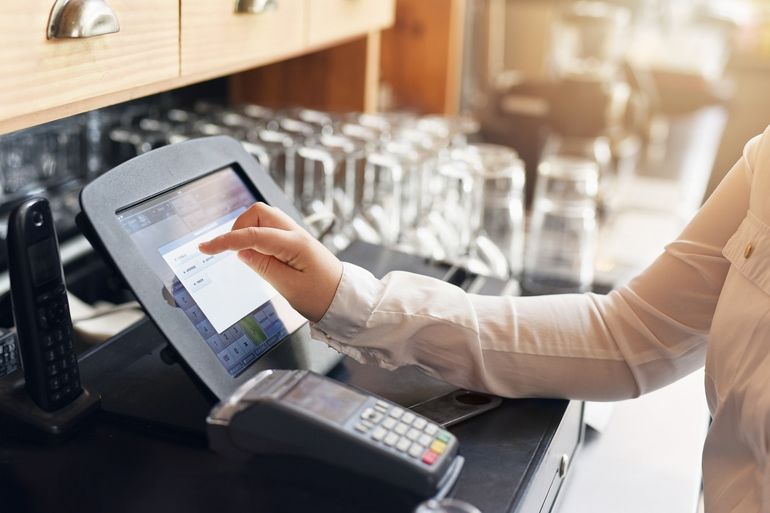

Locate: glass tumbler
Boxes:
[245,129,298,197]
[523,157,599,294]
[458,144,526,277]
[364,140,434,253]
[296,134,367,250]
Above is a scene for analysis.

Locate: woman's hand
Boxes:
[198,203,343,322]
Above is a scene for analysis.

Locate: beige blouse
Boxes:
[312,126,770,513]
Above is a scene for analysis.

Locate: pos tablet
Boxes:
[79,136,336,400]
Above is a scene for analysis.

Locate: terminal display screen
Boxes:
[284,374,368,425]
[116,167,305,377]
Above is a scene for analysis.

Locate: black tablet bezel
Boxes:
[80,136,311,400]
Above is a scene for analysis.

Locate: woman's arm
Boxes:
[201,133,761,401]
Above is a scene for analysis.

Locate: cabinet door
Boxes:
[181,0,306,78]
[306,0,395,48]
[0,0,179,125]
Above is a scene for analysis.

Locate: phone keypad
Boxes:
[354,402,453,466]
[0,330,19,378]
[35,284,81,407]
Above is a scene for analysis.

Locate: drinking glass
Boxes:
[269,117,317,208]
[363,140,438,254]
[456,143,526,277]
[237,103,274,124]
[522,157,599,294]
[296,134,367,250]
[244,129,298,197]
[416,115,480,148]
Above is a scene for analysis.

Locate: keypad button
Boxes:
[354,423,369,433]
[384,432,399,447]
[422,451,439,466]
[430,440,448,455]
[382,417,397,430]
[394,422,409,435]
[413,417,427,430]
[371,426,387,442]
[437,431,451,443]
[406,428,420,441]
[408,443,424,458]
[46,364,58,377]
[375,400,389,411]
[396,437,411,452]
[53,329,65,343]
[418,434,432,447]
[424,423,439,436]
[389,406,404,419]
[42,334,54,348]
[48,377,62,390]
[402,412,416,424]
[43,350,56,363]
[361,409,383,424]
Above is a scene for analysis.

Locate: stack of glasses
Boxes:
[109,103,529,280]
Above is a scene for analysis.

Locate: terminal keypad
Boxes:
[353,400,453,466]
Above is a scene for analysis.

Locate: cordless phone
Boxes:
[8,198,82,412]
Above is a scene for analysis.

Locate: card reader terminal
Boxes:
[207,369,464,498]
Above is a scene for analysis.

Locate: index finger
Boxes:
[199,226,301,263]
[232,202,298,232]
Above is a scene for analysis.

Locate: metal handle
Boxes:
[47,0,120,40]
[235,0,278,14]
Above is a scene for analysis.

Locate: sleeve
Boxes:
[311,132,763,401]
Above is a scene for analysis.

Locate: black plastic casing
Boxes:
[79,136,320,400]
[7,198,79,411]
[208,370,460,498]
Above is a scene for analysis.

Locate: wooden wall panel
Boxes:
[229,34,381,113]
[379,0,465,114]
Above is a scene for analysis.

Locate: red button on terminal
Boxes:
[422,450,439,465]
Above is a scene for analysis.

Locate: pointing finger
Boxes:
[199,227,306,267]
[232,202,298,232]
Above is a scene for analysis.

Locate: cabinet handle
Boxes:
[47,0,120,40]
[235,0,278,14]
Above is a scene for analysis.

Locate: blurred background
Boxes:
[1,2,769,511]
[1,0,769,332]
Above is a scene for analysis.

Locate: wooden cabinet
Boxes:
[0,0,179,125]
[0,0,395,134]
[181,0,306,78]
[307,0,395,47]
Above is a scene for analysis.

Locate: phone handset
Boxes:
[0,198,100,437]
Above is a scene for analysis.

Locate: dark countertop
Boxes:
[0,242,583,513]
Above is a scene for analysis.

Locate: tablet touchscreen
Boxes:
[116,166,305,378]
